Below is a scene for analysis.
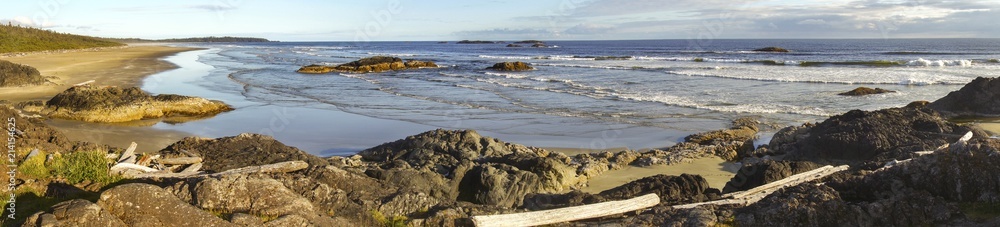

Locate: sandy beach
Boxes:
[1,45,200,153]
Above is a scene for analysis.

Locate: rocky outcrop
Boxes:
[1,105,74,153]
[41,85,232,123]
[296,56,437,74]
[358,129,586,208]
[505,44,522,48]
[0,59,48,87]
[160,133,329,172]
[838,87,896,96]
[97,183,236,227]
[456,40,497,44]
[485,62,534,71]
[600,174,719,204]
[928,77,1000,118]
[722,160,821,193]
[752,47,789,52]
[767,107,984,164]
[682,117,759,161]
[23,199,127,227]
[531,43,547,48]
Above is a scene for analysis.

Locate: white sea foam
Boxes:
[478,55,537,60]
[672,66,976,85]
[615,93,831,116]
[905,58,973,67]
[367,52,417,57]
[483,72,528,79]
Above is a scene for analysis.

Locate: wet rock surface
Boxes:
[485,61,534,71]
[41,85,232,123]
[296,56,437,74]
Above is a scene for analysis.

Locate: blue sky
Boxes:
[2,0,998,41]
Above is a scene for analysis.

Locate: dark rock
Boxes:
[0,59,47,87]
[1,105,73,153]
[486,62,534,71]
[531,43,546,48]
[514,40,544,44]
[928,77,1000,118]
[296,56,437,74]
[358,129,587,208]
[456,40,496,44]
[22,199,127,227]
[752,47,790,52]
[96,183,235,227]
[838,87,896,96]
[505,44,522,48]
[271,166,397,224]
[159,133,329,172]
[599,174,716,205]
[42,85,232,123]
[722,160,821,193]
[522,190,607,210]
[906,100,930,108]
[769,107,984,163]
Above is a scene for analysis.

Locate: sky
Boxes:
[1,0,998,41]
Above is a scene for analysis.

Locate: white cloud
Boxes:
[797,19,827,25]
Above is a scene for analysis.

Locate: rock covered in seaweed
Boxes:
[41,85,232,123]
[296,56,437,74]
[486,61,534,71]
[838,87,896,96]
[928,76,1000,118]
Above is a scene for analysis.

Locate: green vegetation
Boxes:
[0,60,46,87]
[371,210,407,227]
[16,151,49,179]
[103,36,272,43]
[50,151,120,185]
[0,24,124,53]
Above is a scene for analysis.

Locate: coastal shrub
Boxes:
[371,210,407,227]
[50,151,118,185]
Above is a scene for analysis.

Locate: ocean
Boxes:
[141,39,1000,156]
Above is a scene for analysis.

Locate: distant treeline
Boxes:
[0,24,124,53]
[103,36,274,43]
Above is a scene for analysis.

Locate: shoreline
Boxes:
[1,45,201,153]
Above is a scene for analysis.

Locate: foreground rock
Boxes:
[722,160,821,193]
[0,59,48,86]
[41,85,232,123]
[765,106,983,164]
[523,174,718,210]
[358,129,585,208]
[23,199,127,227]
[928,76,1000,118]
[97,183,236,227]
[486,61,534,71]
[838,87,896,96]
[160,133,329,172]
[296,56,437,74]
[752,47,790,52]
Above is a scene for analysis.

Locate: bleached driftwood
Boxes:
[673,165,850,209]
[178,149,200,157]
[158,157,203,165]
[110,163,158,173]
[472,193,660,227]
[117,142,137,163]
[73,80,95,86]
[181,163,203,173]
[133,161,309,179]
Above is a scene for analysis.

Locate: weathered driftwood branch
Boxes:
[117,142,137,163]
[181,163,203,173]
[73,80,95,86]
[133,161,309,179]
[472,193,660,227]
[673,164,849,209]
[110,163,158,173]
[158,157,203,165]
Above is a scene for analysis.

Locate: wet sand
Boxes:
[1,45,200,152]
[580,157,740,193]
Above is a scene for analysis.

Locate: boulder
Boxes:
[159,133,329,172]
[358,129,587,208]
[928,77,1000,117]
[486,62,534,71]
[0,59,48,87]
[722,160,821,193]
[96,183,235,227]
[682,117,759,161]
[752,47,789,52]
[769,107,984,164]
[183,175,315,217]
[838,87,896,96]
[22,199,127,227]
[42,85,232,123]
[296,56,437,74]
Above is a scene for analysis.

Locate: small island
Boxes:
[486,62,534,71]
[838,87,896,96]
[456,40,498,44]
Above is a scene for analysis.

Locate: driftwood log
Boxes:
[472,193,660,227]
